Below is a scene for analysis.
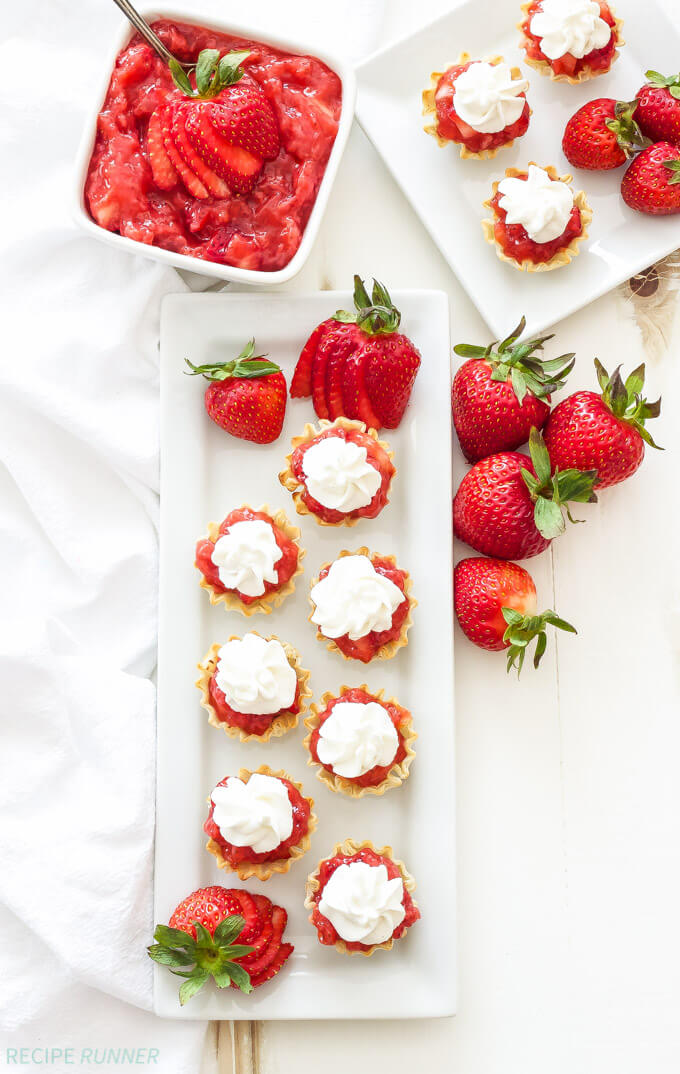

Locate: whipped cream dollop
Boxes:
[301,436,381,512]
[318,861,406,945]
[211,773,293,853]
[453,61,529,133]
[530,0,611,60]
[211,519,282,597]
[317,701,399,778]
[310,555,406,641]
[214,633,297,715]
[498,164,574,243]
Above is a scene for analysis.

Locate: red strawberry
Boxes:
[562,98,648,171]
[543,359,662,489]
[452,317,574,463]
[634,70,680,146]
[186,340,287,444]
[453,429,597,560]
[149,885,293,1005]
[454,557,576,673]
[621,142,680,215]
[147,49,279,200]
[290,276,421,431]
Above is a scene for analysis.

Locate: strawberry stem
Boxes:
[521,428,598,539]
[148,916,254,1005]
[185,339,279,382]
[333,275,401,335]
[604,99,650,157]
[502,607,577,675]
[170,48,249,100]
[594,359,663,449]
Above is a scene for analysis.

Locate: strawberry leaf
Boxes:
[593,358,663,448]
[169,59,194,96]
[534,497,565,540]
[195,49,220,95]
[501,605,577,675]
[179,971,210,1006]
[214,915,246,946]
[454,319,572,402]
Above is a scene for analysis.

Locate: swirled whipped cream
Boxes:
[453,62,529,134]
[530,0,611,60]
[498,165,574,243]
[214,633,297,715]
[310,555,406,641]
[302,436,381,512]
[211,519,282,597]
[317,701,399,778]
[318,861,406,944]
[211,773,293,853]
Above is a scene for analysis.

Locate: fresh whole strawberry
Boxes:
[634,70,680,146]
[290,277,421,430]
[148,885,293,1005]
[454,557,576,674]
[453,428,597,560]
[186,339,287,444]
[543,359,662,489]
[147,49,279,199]
[452,316,574,463]
[562,98,648,171]
[621,142,680,215]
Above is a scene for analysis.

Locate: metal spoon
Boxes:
[111,0,192,70]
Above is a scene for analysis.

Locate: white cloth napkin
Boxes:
[0,0,384,1068]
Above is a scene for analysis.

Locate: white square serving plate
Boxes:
[156,290,456,1019]
[72,7,356,287]
[356,0,680,338]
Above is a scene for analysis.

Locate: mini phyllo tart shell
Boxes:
[309,547,416,664]
[304,838,420,956]
[278,417,395,528]
[196,634,312,743]
[518,1,624,84]
[422,52,530,160]
[303,685,416,797]
[482,163,592,272]
[195,505,304,616]
[205,765,317,882]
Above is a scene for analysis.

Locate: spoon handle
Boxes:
[111,0,184,68]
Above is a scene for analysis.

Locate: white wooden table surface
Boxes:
[196,1,680,1070]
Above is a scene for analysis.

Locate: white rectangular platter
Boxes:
[156,290,456,1019]
[356,0,680,339]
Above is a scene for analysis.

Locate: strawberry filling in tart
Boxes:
[205,772,312,867]
[310,552,411,663]
[287,422,394,524]
[205,633,304,737]
[85,20,342,272]
[489,166,582,265]
[195,507,299,605]
[431,60,530,154]
[520,0,618,80]
[308,846,420,952]
[308,687,409,788]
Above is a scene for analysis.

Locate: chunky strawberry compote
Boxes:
[205,774,312,866]
[308,847,420,951]
[85,20,342,271]
[207,661,302,738]
[195,507,299,604]
[490,180,583,265]
[520,0,618,79]
[308,687,410,788]
[433,62,530,154]
[289,425,394,524]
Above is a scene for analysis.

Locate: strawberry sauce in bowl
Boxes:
[78,14,353,282]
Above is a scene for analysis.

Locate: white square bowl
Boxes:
[72,6,356,286]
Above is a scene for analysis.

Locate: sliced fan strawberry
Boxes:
[251,894,274,918]
[147,109,178,190]
[325,324,363,420]
[222,888,260,943]
[163,122,209,200]
[171,106,231,198]
[208,82,280,160]
[239,907,288,976]
[185,109,263,195]
[342,342,382,428]
[249,943,294,989]
[291,319,333,398]
[311,333,331,420]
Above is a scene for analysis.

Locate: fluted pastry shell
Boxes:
[422,52,530,159]
[308,547,415,662]
[196,634,312,743]
[518,2,624,83]
[304,838,419,956]
[206,765,317,881]
[481,162,592,272]
[278,417,395,528]
[196,505,304,615]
